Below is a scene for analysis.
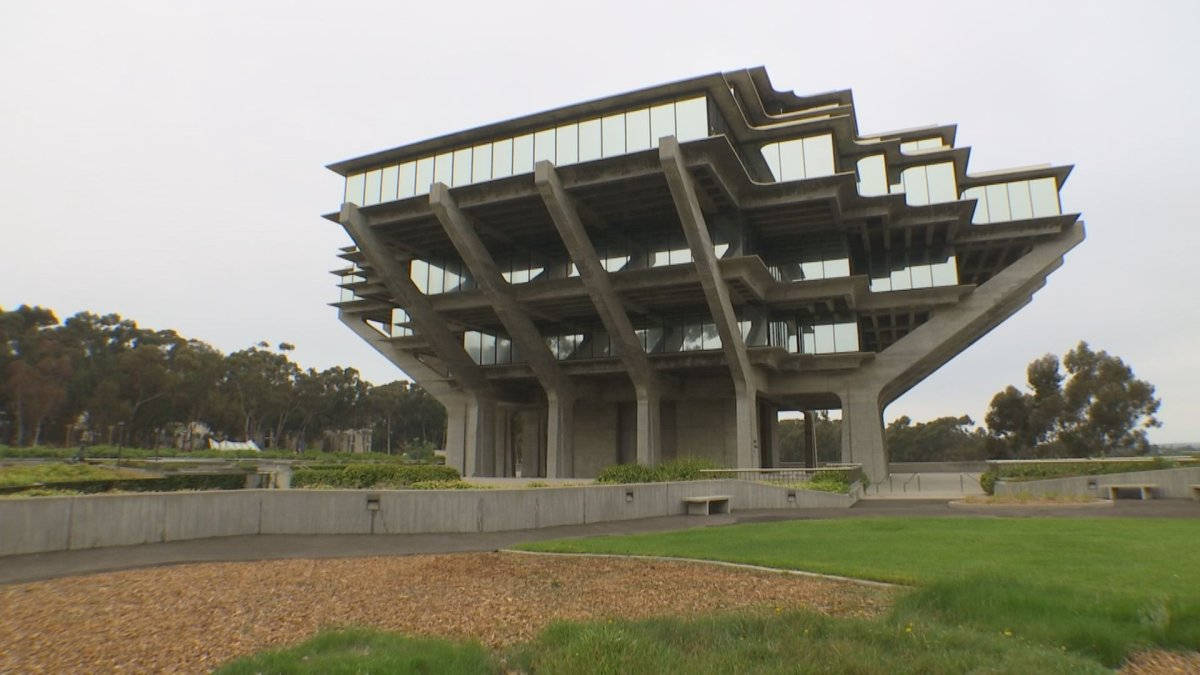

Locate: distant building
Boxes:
[326,67,1082,481]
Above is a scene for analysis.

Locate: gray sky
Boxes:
[2,0,1197,442]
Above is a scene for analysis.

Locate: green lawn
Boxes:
[518,517,1200,666]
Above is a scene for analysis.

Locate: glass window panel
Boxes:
[414,157,434,196]
[480,333,496,365]
[363,169,382,205]
[931,256,958,286]
[465,331,482,364]
[472,144,493,183]
[910,263,933,288]
[411,259,429,293]
[925,162,957,204]
[649,103,675,143]
[578,119,602,161]
[962,186,988,223]
[760,143,781,181]
[890,266,912,290]
[985,183,1011,221]
[713,243,729,258]
[433,152,453,186]
[380,165,399,202]
[919,137,943,150]
[902,166,929,206]
[512,134,534,174]
[870,277,891,292]
[813,324,835,353]
[682,323,703,351]
[625,108,651,152]
[652,250,671,267]
[443,261,462,293]
[397,162,416,199]
[1029,178,1060,217]
[823,258,850,278]
[534,129,556,164]
[834,322,859,352]
[674,96,708,141]
[426,261,445,294]
[802,134,835,177]
[801,326,816,354]
[344,173,365,206]
[601,113,625,158]
[496,336,511,364]
[779,139,805,181]
[701,323,721,350]
[491,138,513,178]
[899,140,920,154]
[801,260,824,280]
[857,155,887,196]
[556,124,578,165]
[1007,181,1033,220]
[451,148,473,187]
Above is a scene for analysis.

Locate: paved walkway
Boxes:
[1,498,1195,585]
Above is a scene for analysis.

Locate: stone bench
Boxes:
[1107,484,1157,500]
[683,495,731,515]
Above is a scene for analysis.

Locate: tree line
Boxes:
[0,305,446,452]
[778,341,1162,462]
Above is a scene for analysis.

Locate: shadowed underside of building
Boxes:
[324,67,1083,481]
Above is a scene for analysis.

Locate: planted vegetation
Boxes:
[595,457,717,484]
[979,456,1199,494]
[291,463,460,489]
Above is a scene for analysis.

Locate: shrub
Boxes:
[596,458,718,484]
[407,480,480,490]
[978,457,1199,494]
[1,472,248,495]
[292,463,460,488]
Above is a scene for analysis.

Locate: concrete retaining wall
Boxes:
[994,467,1200,499]
[0,480,854,557]
[890,461,988,474]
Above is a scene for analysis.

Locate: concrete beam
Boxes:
[536,160,664,465]
[429,183,577,477]
[660,137,759,469]
[339,204,494,399]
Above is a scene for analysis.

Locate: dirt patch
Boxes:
[1121,650,1200,674]
[0,551,892,673]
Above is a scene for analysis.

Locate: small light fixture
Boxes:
[625,490,634,503]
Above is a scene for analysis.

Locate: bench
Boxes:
[683,495,731,515]
[1107,484,1157,500]
[1190,485,1200,501]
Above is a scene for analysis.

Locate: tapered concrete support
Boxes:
[661,137,760,468]
[635,390,662,466]
[464,395,497,477]
[840,387,887,482]
[442,397,468,475]
[545,392,574,478]
[803,411,818,468]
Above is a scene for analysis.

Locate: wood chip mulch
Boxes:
[1121,650,1200,674]
[0,552,893,673]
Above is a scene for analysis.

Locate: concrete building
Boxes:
[325,67,1083,481]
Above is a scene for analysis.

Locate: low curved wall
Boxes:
[993,467,1200,499]
[0,480,854,557]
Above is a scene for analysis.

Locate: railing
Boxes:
[699,465,863,486]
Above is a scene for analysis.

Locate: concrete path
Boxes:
[2,498,1195,586]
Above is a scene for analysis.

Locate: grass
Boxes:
[219,614,1102,674]
[518,517,1200,666]
[0,462,145,488]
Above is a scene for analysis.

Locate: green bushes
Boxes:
[979,457,1199,494]
[1,472,248,495]
[0,444,414,463]
[596,457,718,484]
[292,463,460,488]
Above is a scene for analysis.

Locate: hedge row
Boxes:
[292,463,460,488]
[0,472,249,495]
[979,457,1200,494]
[595,458,718,484]
[0,444,413,463]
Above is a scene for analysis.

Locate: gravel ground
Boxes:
[0,552,891,673]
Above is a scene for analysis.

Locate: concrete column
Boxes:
[443,397,469,475]
[734,386,760,469]
[840,387,887,482]
[803,411,818,468]
[545,391,574,478]
[516,409,541,478]
[635,389,662,466]
[465,395,497,477]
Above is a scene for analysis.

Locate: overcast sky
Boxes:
[2,1,1197,442]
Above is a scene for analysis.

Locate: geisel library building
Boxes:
[326,67,1083,481]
